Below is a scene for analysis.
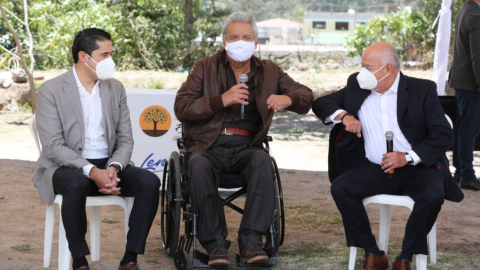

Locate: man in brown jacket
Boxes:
[174,11,313,267]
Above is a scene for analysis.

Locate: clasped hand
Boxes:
[221,83,292,111]
[89,166,121,195]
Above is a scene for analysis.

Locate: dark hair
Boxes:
[72,28,111,63]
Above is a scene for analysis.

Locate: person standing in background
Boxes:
[449,0,480,190]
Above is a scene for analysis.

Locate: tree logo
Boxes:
[139,105,172,137]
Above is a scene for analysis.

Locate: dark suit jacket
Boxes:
[449,0,480,91]
[313,72,464,203]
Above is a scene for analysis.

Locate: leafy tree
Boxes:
[143,107,168,136]
[345,0,464,67]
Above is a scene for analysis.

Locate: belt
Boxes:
[221,127,251,137]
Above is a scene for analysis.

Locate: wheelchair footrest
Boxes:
[192,250,232,269]
[235,254,277,268]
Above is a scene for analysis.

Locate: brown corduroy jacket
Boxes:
[174,50,314,152]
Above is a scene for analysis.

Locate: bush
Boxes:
[147,78,165,89]
[345,11,433,64]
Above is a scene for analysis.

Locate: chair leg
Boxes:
[416,254,427,270]
[89,206,101,262]
[378,204,392,254]
[429,222,437,264]
[58,214,71,270]
[349,247,357,270]
[44,204,56,268]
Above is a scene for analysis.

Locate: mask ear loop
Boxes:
[373,64,391,83]
[84,54,98,73]
[377,72,391,83]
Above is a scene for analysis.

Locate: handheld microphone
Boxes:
[239,74,248,120]
[385,131,394,178]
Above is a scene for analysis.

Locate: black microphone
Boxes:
[385,131,394,178]
[239,74,248,120]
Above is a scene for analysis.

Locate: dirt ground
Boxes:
[1,109,480,270]
[0,67,479,269]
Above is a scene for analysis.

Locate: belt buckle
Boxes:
[224,128,234,135]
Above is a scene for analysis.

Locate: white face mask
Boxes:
[225,40,255,62]
[356,64,391,90]
[85,55,116,80]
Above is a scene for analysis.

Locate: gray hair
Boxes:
[381,46,401,70]
[222,11,258,40]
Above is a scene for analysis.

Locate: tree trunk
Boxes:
[0,3,37,113]
[153,120,158,131]
[184,0,195,33]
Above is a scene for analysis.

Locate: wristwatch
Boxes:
[405,153,414,164]
[108,164,121,176]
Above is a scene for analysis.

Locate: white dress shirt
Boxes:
[327,72,421,165]
[73,66,116,177]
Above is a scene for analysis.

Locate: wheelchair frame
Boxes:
[161,132,285,270]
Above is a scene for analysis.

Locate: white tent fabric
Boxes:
[431,0,452,96]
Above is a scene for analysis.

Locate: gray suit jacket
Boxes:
[449,0,480,91]
[33,68,134,205]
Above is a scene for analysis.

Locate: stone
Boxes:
[2,79,13,88]
[11,69,28,83]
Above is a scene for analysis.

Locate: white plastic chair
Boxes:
[348,195,437,270]
[30,115,134,270]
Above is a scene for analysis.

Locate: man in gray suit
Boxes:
[33,28,160,270]
[449,0,480,190]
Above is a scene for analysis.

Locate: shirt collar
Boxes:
[72,65,100,91]
[388,71,400,93]
[225,56,258,79]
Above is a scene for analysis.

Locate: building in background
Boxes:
[256,18,303,45]
[303,12,382,45]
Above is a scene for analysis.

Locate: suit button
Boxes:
[79,147,82,151]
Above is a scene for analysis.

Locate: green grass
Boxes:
[286,205,343,234]
[275,242,480,270]
[11,244,34,251]
[102,218,119,224]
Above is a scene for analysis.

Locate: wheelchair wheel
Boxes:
[161,151,182,257]
[266,156,285,252]
[174,250,189,270]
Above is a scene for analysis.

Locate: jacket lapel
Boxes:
[397,72,409,120]
[99,80,113,151]
[63,68,85,143]
[352,89,371,115]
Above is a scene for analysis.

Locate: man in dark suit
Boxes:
[449,0,480,190]
[313,42,464,270]
[34,28,160,270]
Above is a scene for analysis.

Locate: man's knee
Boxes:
[249,151,272,168]
[419,190,444,207]
[139,170,160,190]
[330,177,351,200]
[63,176,90,196]
[188,153,214,173]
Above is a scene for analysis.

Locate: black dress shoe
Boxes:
[454,171,461,184]
[460,178,480,190]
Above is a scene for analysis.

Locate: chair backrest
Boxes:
[29,114,42,155]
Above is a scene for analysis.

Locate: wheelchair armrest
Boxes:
[173,136,186,144]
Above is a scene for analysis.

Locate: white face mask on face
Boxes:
[85,54,116,80]
[225,40,255,62]
[356,64,391,90]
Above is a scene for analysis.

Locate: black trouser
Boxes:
[188,135,275,253]
[52,158,160,259]
[453,89,480,180]
[331,160,444,255]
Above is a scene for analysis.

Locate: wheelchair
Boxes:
[161,130,285,270]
